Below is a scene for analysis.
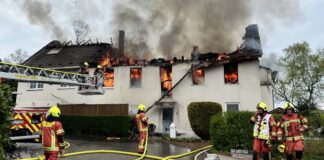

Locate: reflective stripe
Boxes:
[59,143,65,147]
[56,129,64,135]
[271,132,276,136]
[43,146,59,152]
[302,125,308,129]
[286,136,303,141]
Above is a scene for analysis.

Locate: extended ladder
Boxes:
[0,62,104,95]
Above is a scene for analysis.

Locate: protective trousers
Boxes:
[44,152,58,160]
[253,138,270,160]
[138,131,147,154]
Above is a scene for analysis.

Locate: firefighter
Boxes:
[136,104,148,154]
[40,105,65,160]
[277,102,308,160]
[79,61,89,90]
[94,64,104,89]
[250,102,276,160]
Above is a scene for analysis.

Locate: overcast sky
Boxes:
[0,0,323,62]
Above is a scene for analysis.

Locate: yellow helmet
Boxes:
[97,65,103,69]
[277,144,285,153]
[257,102,268,111]
[47,105,61,118]
[83,62,89,67]
[283,102,294,110]
[138,104,145,111]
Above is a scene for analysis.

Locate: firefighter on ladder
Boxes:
[136,104,148,154]
[40,105,65,160]
[250,102,277,160]
[277,102,308,160]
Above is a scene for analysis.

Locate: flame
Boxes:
[128,56,136,65]
[104,69,114,87]
[217,54,229,62]
[224,72,238,83]
[193,68,204,84]
[161,67,172,95]
[130,68,142,79]
[99,53,112,67]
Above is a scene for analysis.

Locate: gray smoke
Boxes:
[21,0,65,40]
[112,0,301,58]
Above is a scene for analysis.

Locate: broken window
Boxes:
[160,66,172,96]
[192,68,204,85]
[224,63,238,83]
[130,68,142,87]
[104,68,114,87]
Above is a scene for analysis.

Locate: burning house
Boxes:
[15,25,274,137]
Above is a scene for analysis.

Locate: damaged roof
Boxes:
[23,40,116,68]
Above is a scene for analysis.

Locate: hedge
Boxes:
[210,111,253,151]
[188,102,222,140]
[0,84,14,159]
[60,115,131,137]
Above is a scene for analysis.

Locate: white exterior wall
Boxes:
[259,66,274,110]
[15,60,272,138]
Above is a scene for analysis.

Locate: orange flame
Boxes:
[130,68,142,79]
[193,68,204,84]
[217,54,229,62]
[99,53,112,67]
[104,69,114,87]
[224,72,238,83]
[161,68,172,95]
[128,57,136,65]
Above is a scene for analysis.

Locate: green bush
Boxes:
[60,116,131,137]
[210,112,253,151]
[188,102,222,140]
[0,84,14,159]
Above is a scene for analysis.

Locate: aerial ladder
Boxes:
[0,61,105,95]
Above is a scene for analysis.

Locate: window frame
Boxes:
[130,67,142,88]
[226,103,240,112]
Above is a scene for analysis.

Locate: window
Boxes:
[160,66,172,96]
[192,68,204,85]
[130,68,142,87]
[224,63,238,83]
[104,68,114,87]
[47,48,62,55]
[59,84,74,89]
[31,115,41,124]
[29,82,43,90]
[227,103,239,112]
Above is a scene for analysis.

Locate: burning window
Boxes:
[224,63,238,83]
[192,68,204,85]
[130,68,142,87]
[160,66,172,96]
[104,68,114,87]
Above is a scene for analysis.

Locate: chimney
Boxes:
[119,30,125,56]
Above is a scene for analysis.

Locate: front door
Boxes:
[162,108,173,133]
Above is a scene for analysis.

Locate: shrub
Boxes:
[210,112,253,151]
[0,84,14,159]
[60,115,131,137]
[188,102,222,140]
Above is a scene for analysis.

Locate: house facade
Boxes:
[15,25,274,137]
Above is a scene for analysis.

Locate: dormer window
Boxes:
[47,48,62,55]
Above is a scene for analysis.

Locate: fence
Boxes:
[58,104,128,116]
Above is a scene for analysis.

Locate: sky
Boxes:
[0,0,324,63]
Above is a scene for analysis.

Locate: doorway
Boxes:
[162,108,173,133]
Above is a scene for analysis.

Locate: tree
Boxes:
[274,42,324,111]
[4,49,29,64]
[0,84,14,159]
[72,20,90,44]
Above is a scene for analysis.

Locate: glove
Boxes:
[59,149,65,156]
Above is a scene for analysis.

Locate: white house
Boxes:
[15,25,274,137]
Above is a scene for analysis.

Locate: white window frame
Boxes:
[58,84,75,90]
[226,102,240,112]
[29,82,44,91]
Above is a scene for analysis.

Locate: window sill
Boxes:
[57,87,75,90]
[27,89,43,91]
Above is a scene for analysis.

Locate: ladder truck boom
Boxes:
[0,61,104,95]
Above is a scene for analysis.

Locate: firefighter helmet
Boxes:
[257,102,268,111]
[97,65,103,69]
[83,62,89,67]
[138,104,145,111]
[47,105,61,118]
[283,102,295,110]
[277,144,285,153]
